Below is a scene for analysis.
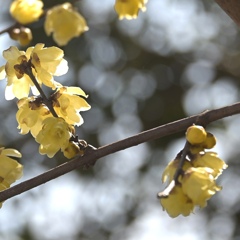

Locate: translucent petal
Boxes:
[12,78,31,99]
[10,0,43,24]
[160,186,194,218]
[3,46,22,60]
[66,86,88,97]
[0,65,6,79]
[54,59,68,76]
[1,149,22,158]
[5,85,16,100]
[0,155,23,184]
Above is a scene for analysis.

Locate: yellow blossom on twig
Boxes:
[192,152,228,179]
[181,167,222,208]
[52,86,91,126]
[35,117,74,158]
[0,46,37,100]
[159,125,227,217]
[10,0,44,24]
[162,158,192,184]
[160,185,194,218]
[0,147,23,207]
[16,97,51,137]
[44,2,88,46]
[27,43,68,88]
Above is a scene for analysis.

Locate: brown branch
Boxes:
[215,0,240,27]
[0,102,240,202]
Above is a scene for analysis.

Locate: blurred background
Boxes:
[0,0,240,239]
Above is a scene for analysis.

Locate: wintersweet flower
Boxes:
[52,86,91,126]
[27,43,68,89]
[16,97,51,137]
[0,147,23,208]
[115,0,148,20]
[35,117,74,158]
[0,46,38,100]
[0,147,23,185]
[162,158,192,184]
[160,185,194,218]
[0,44,68,99]
[44,2,88,46]
[160,126,226,218]
[10,0,43,24]
[192,152,228,179]
[181,167,222,208]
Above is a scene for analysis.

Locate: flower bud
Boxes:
[186,125,207,145]
[202,132,216,149]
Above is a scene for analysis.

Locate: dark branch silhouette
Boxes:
[1,101,240,202]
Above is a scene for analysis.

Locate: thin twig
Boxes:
[0,101,240,202]
[23,62,58,118]
[0,22,19,36]
[157,141,191,198]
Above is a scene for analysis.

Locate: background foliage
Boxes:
[0,0,240,239]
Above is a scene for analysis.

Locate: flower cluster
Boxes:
[0,148,23,207]
[114,0,148,20]
[159,125,227,218]
[0,44,91,158]
[9,0,88,46]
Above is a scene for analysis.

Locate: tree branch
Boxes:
[0,101,240,202]
[215,0,240,27]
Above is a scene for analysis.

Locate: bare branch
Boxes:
[0,101,240,202]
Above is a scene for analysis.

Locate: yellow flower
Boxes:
[63,141,80,159]
[192,152,227,179]
[44,2,88,46]
[0,147,23,185]
[162,158,192,184]
[114,0,148,20]
[160,185,194,218]
[0,46,38,100]
[10,0,43,24]
[0,44,68,99]
[0,147,23,208]
[27,43,68,89]
[35,117,73,158]
[181,167,222,208]
[52,86,91,126]
[16,97,51,137]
